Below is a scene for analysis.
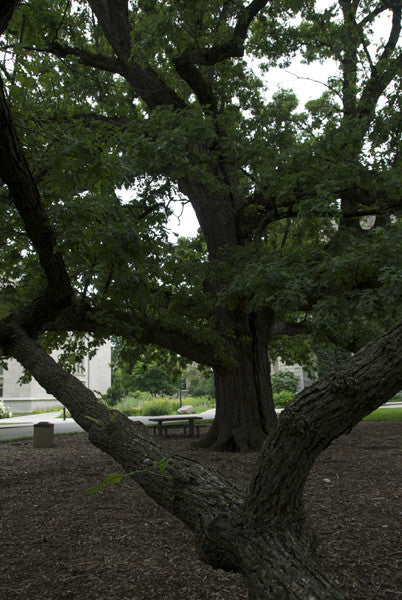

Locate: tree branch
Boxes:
[87,0,131,59]
[46,40,186,110]
[45,40,126,74]
[268,321,311,339]
[0,320,244,534]
[173,0,269,68]
[0,75,73,310]
[0,0,20,35]
[357,4,388,29]
[41,303,224,369]
[246,320,402,524]
[357,5,401,121]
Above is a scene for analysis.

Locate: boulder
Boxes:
[177,405,196,414]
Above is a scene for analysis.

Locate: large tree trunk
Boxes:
[202,311,277,451]
[178,181,278,451]
[1,320,401,600]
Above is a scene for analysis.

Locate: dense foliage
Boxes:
[0,0,400,449]
[271,371,299,394]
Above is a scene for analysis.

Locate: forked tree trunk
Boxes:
[202,312,277,451]
[0,320,401,600]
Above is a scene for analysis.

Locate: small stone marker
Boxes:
[33,422,54,448]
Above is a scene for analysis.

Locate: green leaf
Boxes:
[86,472,124,494]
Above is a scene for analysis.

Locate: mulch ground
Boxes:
[0,421,400,600]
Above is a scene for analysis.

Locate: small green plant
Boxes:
[112,393,215,416]
[126,390,155,404]
[184,395,216,411]
[86,457,171,494]
[0,400,12,419]
[271,371,299,394]
[273,390,295,408]
[56,408,72,418]
[113,396,138,416]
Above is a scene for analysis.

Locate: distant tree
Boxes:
[271,371,299,394]
[186,365,215,398]
[122,360,178,396]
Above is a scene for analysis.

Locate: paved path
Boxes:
[0,404,400,442]
[0,409,217,441]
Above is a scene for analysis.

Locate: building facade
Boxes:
[0,341,111,414]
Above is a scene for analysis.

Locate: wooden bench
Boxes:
[195,423,208,436]
[148,421,209,437]
[149,422,188,436]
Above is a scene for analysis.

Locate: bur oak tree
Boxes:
[1,0,401,450]
[0,2,402,599]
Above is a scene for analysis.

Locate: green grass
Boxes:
[363,407,402,421]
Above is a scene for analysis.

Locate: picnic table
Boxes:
[148,415,203,437]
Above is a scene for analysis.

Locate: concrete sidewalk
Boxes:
[0,404,399,441]
[0,408,217,441]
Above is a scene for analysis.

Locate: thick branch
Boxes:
[357,5,401,121]
[0,0,19,34]
[87,0,131,59]
[46,39,124,74]
[174,0,269,67]
[47,40,186,110]
[171,0,269,107]
[0,76,73,309]
[42,303,224,368]
[0,320,243,533]
[246,321,402,525]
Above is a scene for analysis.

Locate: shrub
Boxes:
[126,390,154,405]
[113,393,215,417]
[140,397,179,416]
[184,395,216,411]
[273,390,295,408]
[188,374,215,397]
[271,371,299,394]
[114,396,139,416]
[57,408,72,418]
[0,400,12,419]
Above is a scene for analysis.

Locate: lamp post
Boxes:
[177,355,182,408]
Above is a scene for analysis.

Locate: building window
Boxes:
[74,363,86,375]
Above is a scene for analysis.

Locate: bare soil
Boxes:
[0,421,400,600]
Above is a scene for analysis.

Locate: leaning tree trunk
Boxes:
[202,311,277,451]
[1,320,401,600]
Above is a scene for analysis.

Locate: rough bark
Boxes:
[0,319,401,599]
[0,0,19,34]
[202,312,277,451]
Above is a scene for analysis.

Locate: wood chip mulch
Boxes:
[0,421,400,600]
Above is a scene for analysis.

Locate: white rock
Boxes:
[177,405,196,414]
[322,478,331,483]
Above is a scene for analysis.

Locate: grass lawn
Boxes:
[363,407,402,421]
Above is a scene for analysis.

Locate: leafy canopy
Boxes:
[0,0,400,368]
